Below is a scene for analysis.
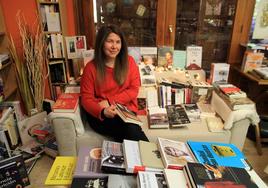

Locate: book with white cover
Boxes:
[137,171,167,188]
[186,46,202,68]
[253,67,268,79]
[148,107,169,129]
[157,137,195,170]
[209,63,230,84]
[164,169,188,188]
[139,64,157,86]
[108,174,137,188]
[46,12,61,32]
[123,140,163,173]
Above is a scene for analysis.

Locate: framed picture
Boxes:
[65,36,87,59]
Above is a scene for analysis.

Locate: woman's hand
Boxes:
[103,105,117,118]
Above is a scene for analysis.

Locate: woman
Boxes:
[81,25,148,142]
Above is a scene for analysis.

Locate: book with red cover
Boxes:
[52,93,79,113]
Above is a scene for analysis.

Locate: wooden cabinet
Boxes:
[0,5,19,101]
[75,0,255,71]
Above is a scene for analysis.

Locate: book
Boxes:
[196,102,216,117]
[123,139,163,173]
[185,162,258,188]
[164,169,188,188]
[71,176,109,188]
[0,154,30,188]
[46,12,61,32]
[0,129,12,160]
[115,103,143,125]
[157,46,174,67]
[101,140,125,174]
[148,107,169,129]
[241,51,264,73]
[165,104,191,128]
[253,67,268,79]
[187,141,251,170]
[137,171,168,188]
[45,156,77,185]
[140,47,158,66]
[183,103,201,122]
[157,137,195,170]
[173,50,186,69]
[139,64,157,86]
[128,47,142,64]
[52,93,79,113]
[209,63,230,84]
[73,146,106,178]
[108,174,137,188]
[139,140,164,170]
[186,46,202,68]
[189,80,213,103]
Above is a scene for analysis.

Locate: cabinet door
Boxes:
[174,0,237,70]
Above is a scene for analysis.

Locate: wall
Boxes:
[0,0,76,99]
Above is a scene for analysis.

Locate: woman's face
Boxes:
[103,32,122,60]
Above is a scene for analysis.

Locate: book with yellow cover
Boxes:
[45,156,77,185]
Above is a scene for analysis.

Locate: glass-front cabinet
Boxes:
[75,0,255,71]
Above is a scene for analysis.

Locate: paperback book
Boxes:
[184,162,258,188]
[138,64,157,86]
[137,171,168,188]
[101,140,126,174]
[0,154,30,188]
[71,176,108,188]
[157,46,174,67]
[148,107,169,129]
[108,174,137,188]
[164,168,188,188]
[183,103,201,122]
[157,137,195,170]
[187,141,251,170]
[165,104,191,128]
[186,46,202,68]
[115,103,143,125]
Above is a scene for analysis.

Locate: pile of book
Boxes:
[213,82,255,110]
[43,137,258,187]
[52,93,79,113]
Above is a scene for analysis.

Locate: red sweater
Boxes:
[81,56,140,119]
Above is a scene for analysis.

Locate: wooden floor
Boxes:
[27,138,268,188]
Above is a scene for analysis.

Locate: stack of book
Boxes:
[52,93,79,113]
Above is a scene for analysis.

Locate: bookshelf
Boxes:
[0,4,19,101]
[36,0,69,100]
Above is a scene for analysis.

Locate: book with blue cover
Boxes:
[187,141,251,170]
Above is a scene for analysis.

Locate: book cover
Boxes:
[187,141,251,170]
[73,146,107,178]
[185,162,258,188]
[46,12,61,32]
[186,46,202,68]
[148,107,169,129]
[108,174,137,188]
[173,50,186,69]
[183,104,201,122]
[137,171,168,188]
[157,137,195,170]
[139,140,164,170]
[189,80,213,103]
[140,47,158,66]
[165,104,191,128]
[52,93,79,113]
[241,51,264,73]
[101,140,125,174]
[157,46,174,67]
[71,176,108,188]
[138,64,157,86]
[0,154,30,188]
[164,169,188,188]
[45,156,77,185]
[209,63,230,84]
[115,103,143,125]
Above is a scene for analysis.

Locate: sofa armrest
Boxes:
[48,106,85,156]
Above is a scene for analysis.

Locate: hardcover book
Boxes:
[165,104,191,128]
[45,156,77,185]
[164,168,188,188]
[0,154,30,188]
[187,141,251,170]
[157,46,174,67]
[185,162,258,188]
[115,103,143,125]
[101,140,125,174]
[52,93,79,113]
[137,171,168,188]
[157,137,195,170]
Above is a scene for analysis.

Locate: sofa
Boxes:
[48,93,254,156]
[49,70,259,156]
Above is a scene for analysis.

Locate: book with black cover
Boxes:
[101,140,126,174]
[0,154,30,188]
[71,177,108,188]
[165,104,191,127]
[185,162,258,188]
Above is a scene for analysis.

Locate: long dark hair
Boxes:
[94,25,128,85]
